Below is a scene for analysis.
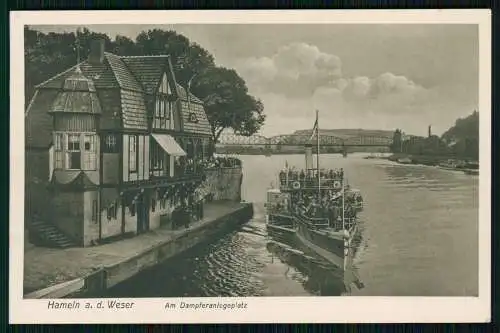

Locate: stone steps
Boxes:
[29,220,77,248]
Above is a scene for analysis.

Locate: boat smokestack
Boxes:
[305,144,313,170]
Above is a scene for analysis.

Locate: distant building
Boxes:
[25,39,213,246]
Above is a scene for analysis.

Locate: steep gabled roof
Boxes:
[176,84,203,104]
[36,53,143,92]
[36,60,118,90]
[180,99,212,136]
[104,53,143,92]
[120,56,171,94]
[29,50,211,137]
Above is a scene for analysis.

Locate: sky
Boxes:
[33,24,479,137]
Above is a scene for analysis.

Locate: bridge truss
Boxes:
[217,132,393,147]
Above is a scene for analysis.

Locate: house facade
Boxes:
[25,39,215,247]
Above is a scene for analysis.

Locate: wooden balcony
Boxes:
[124,169,205,190]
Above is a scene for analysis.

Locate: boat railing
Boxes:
[297,214,330,228]
[279,176,344,191]
[331,217,357,230]
[296,212,358,232]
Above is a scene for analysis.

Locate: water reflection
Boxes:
[104,155,477,297]
[265,225,364,296]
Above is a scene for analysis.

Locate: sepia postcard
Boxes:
[10,9,491,323]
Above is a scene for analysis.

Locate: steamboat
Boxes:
[265,111,364,279]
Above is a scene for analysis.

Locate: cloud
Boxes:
[236,42,424,104]
[237,42,342,97]
[234,42,476,137]
[272,42,342,80]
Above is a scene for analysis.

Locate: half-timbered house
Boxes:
[25,39,214,247]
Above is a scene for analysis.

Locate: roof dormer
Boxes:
[50,66,102,115]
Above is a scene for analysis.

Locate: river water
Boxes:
[106,154,479,297]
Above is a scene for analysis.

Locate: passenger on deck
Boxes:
[330,205,337,221]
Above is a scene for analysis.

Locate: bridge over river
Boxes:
[216,132,393,155]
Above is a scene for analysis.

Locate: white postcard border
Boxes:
[10,9,492,324]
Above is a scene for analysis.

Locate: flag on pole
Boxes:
[309,117,318,141]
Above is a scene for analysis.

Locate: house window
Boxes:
[103,134,119,153]
[150,138,165,176]
[129,135,137,173]
[55,133,63,151]
[151,198,156,212]
[154,95,173,129]
[54,133,64,168]
[56,132,98,170]
[66,134,81,169]
[165,99,171,120]
[92,200,97,222]
[83,135,97,170]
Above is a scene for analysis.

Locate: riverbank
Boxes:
[388,153,444,166]
[388,153,473,167]
[24,201,253,298]
[387,154,479,175]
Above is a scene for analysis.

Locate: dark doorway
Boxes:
[136,192,150,234]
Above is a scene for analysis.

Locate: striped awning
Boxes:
[152,134,186,157]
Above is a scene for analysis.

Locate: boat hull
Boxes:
[267,214,358,271]
[295,221,349,269]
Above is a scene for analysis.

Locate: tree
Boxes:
[133,29,266,140]
[134,29,215,86]
[24,27,266,141]
[112,35,140,56]
[25,27,77,105]
[191,67,266,142]
[441,110,479,160]
[442,110,479,143]
[24,27,113,106]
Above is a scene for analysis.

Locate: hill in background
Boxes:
[289,128,394,139]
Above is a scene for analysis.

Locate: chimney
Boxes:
[428,125,432,138]
[89,39,105,64]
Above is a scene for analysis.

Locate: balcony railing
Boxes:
[124,156,242,188]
